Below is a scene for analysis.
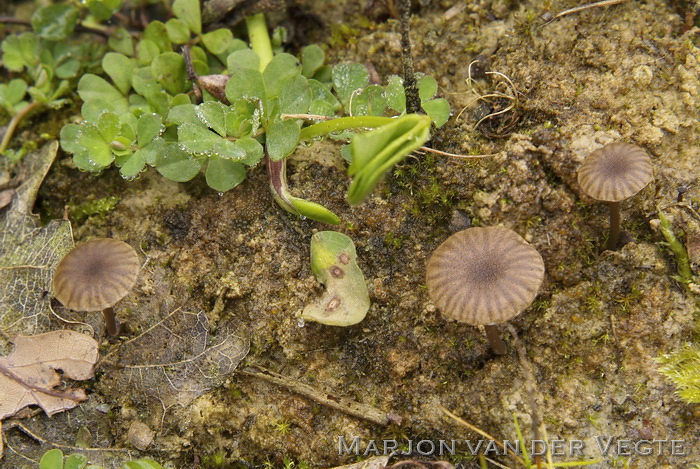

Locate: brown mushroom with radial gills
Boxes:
[426,226,545,355]
[52,238,140,335]
[577,142,653,251]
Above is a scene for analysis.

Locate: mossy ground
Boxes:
[2,0,699,468]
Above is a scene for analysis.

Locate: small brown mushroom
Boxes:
[426,226,545,355]
[577,142,653,251]
[52,238,140,336]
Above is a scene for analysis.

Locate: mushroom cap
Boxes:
[426,226,545,326]
[577,142,653,202]
[53,238,140,311]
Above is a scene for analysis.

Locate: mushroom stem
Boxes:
[102,307,119,336]
[606,201,621,251]
[484,324,507,355]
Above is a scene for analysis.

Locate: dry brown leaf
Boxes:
[0,330,98,420]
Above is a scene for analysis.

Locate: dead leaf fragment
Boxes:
[0,330,99,420]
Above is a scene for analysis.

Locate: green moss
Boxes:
[69,196,120,223]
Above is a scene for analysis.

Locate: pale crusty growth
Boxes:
[53,238,140,311]
[578,142,653,202]
[426,226,544,326]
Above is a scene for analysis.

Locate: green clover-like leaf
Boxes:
[331,63,369,110]
[227,49,260,73]
[136,113,164,147]
[152,52,187,95]
[166,18,191,44]
[225,68,265,106]
[385,75,406,114]
[266,119,300,161]
[421,97,450,128]
[205,156,247,192]
[196,101,227,137]
[173,0,202,35]
[263,53,301,99]
[31,4,79,41]
[155,142,204,182]
[108,27,134,56]
[143,21,172,54]
[301,44,325,78]
[102,52,135,95]
[278,75,311,115]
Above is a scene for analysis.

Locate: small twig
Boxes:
[279,113,333,121]
[399,0,420,114]
[7,422,130,453]
[241,365,397,426]
[417,146,496,160]
[541,0,630,26]
[438,405,528,466]
[0,101,42,155]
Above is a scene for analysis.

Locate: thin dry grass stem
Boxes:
[456,61,519,132]
[417,146,496,159]
[541,0,630,26]
[438,405,528,467]
[280,113,333,121]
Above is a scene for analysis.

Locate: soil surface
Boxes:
[1,0,699,468]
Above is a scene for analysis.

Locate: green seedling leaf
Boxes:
[60,124,82,155]
[347,114,431,205]
[263,53,301,99]
[205,157,246,192]
[155,142,204,181]
[144,21,171,53]
[1,33,39,72]
[78,74,125,108]
[109,28,134,56]
[55,59,80,79]
[302,231,370,326]
[332,63,369,110]
[225,68,265,106]
[80,99,115,124]
[278,75,312,114]
[97,112,120,142]
[76,124,114,169]
[137,113,164,146]
[421,97,450,128]
[118,147,147,179]
[102,52,134,95]
[237,136,264,166]
[0,79,28,113]
[64,453,89,469]
[136,39,160,66]
[31,4,79,41]
[202,28,234,55]
[173,0,202,35]
[39,448,64,469]
[385,75,406,114]
[350,84,387,117]
[308,79,341,116]
[417,74,438,101]
[167,103,199,125]
[86,0,121,20]
[166,18,190,44]
[152,52,187,95]
[196,101,227,136]
[177,122,224,154]
[266,119,300,161]
[227,49,260,73]
[301,44,325,78]
[288,197,341,225]
[122,458,165,469]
